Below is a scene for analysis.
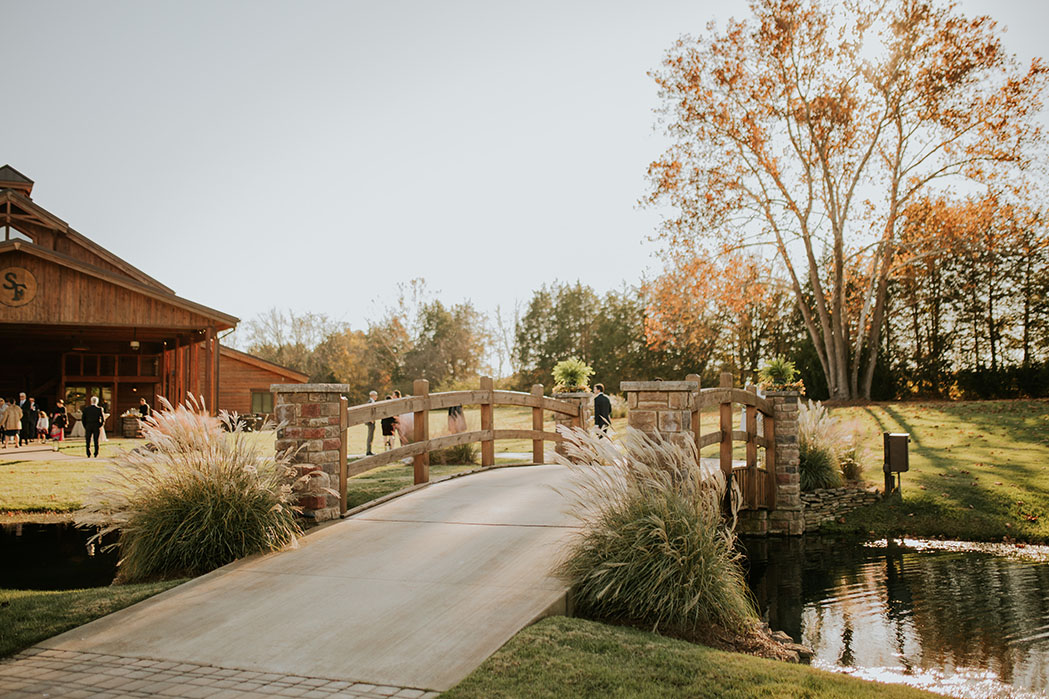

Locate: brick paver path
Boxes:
[0,648,439,698]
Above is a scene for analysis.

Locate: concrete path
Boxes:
[1,464,581,697]
[0,443,82,462]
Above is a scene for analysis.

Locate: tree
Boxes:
[645,0,1048,399]
[236,308,345,380]
[645,250,795,385]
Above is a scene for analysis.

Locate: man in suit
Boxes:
[365,390,378,456]
[81,396,105,458]
[19,396,36,447]
[594,383,612,434]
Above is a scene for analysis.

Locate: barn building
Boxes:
[0,165,305,430]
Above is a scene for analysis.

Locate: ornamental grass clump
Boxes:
[555,427,756,636]
[75,397,302,583]
[798,400,864,490]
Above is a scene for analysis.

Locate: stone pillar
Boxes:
[272,383,349,522]
[766,390,803,536]
[553,391,592,457]
[619,380,697,450]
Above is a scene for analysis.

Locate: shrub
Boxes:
[430,442,478,465]
[799,441,841,491]
[798,400,862,490]
[75,397,302,582]
[555,427,755,635]
[552,357,594,393]
[840,447,863,482]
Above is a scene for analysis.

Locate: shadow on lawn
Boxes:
[837,403,1049,542]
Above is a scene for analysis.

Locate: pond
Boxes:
[741,536,1049,698]
[0,522,117,590]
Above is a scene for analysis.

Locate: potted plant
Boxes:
[552,357,594,394]
[758,356,805,393]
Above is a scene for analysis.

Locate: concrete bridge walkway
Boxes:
[1,464,580,698]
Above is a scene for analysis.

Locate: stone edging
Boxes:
[802,486,880,529]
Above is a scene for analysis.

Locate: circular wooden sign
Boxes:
[0,266,37,307]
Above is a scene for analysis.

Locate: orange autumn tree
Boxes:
[644,0,1048,399]
[645,251,794,383]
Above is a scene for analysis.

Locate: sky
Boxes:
[6,0,1046,343]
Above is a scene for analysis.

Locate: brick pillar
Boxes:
[272,383,349,523]
[766,390,803,535]
[553,391,592,458]
[619,380,697,450]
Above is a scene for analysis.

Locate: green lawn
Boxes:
[443,616,934,699]
[0,580,184,658]
[823,399,1049,543]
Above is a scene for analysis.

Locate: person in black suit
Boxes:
[81,396,105,458]
[593,384,612,433]
[19,396,37,447]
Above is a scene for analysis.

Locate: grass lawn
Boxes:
[443,616,933,698]
[0,438,139,513]
[821,399,1049,543]
[0,580,185,658]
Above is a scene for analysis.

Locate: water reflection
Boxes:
[0,522,117,590]
[741,537,1049,697]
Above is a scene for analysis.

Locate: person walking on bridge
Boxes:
[594,384,612,433]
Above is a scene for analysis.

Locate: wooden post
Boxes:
[339,395,348,514]
[213,331,221,413]
[413,379,429,484]
[190,336,199,404]
[746,384,758,509]
[686,373,701,453]
[480,376,494,467]
[204,326,214,415]
[531,384,544,464]
[719,372,733,479]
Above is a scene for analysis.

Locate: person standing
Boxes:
[20,397,37,447]
[593,384,612,433]
[380,396,397,451]
[50,400,68,441]
[1,399,21,449]
[81,396,105,458]
[365,390,378,456]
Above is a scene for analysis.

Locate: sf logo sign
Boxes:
[0,267,37,307]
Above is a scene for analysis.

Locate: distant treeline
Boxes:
[231,264,1048,404]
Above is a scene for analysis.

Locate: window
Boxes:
[251,391,273,414]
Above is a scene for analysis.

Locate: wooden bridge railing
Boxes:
[341,377,583,508]
[691,372,776,511]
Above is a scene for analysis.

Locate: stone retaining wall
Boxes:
[801,486,880,530]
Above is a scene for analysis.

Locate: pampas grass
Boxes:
[75,396,302,583]
[798,400,864,489]
[554,427,756,635]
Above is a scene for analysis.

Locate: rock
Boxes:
[785,642,814,664]
[771,630,793,644]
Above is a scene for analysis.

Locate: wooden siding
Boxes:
[216,353,306,415]
[0,250,219,329]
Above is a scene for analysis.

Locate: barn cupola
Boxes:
[0,165,34,198]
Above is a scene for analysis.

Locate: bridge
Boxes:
[0,375,801,695]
